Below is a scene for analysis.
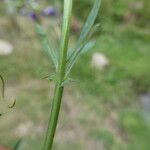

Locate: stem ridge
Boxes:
[43,0,72,150]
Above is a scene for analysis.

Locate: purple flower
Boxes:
[29,12,39,21]
[42,7,57,17]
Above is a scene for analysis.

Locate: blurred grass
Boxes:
[0,0,150,150]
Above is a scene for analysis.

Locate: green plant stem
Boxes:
[43,85,64,150]
[43,0,72,150]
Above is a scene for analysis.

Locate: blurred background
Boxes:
[0,0,150,149]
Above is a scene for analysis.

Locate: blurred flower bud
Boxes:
[29,12,39,21]
[42,7,57,17]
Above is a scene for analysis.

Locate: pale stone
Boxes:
[92,52,109,70]
[0,40,13,55]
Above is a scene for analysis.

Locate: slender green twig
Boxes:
[43,0,72,149]
[0,74,5,99]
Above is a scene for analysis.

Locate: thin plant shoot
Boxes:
[36,0,101,149]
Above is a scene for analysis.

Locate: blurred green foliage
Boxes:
[0,0,150,149]
[74,0,149,26]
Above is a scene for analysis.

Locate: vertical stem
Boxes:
[43,0,72,150]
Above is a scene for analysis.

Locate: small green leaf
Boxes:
[60,78,74,87]
[87,23,101,40]
[66,40,95,76]
[77,0,101,47]
[42,74,56,81]
[67,23,100,62]
[36,24,59,71]
[67,48,74,61]
[65,43,86,76]
[35,24,46,37]
[13,139,22,150]
[80,40,96,54]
